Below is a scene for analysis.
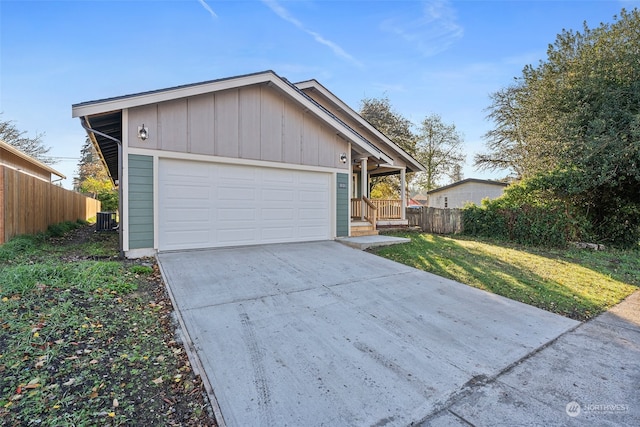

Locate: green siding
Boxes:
[336,173,349,237]
[128,155,154,249]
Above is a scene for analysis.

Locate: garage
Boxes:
[158,158,332,251]
[74,71,424,257]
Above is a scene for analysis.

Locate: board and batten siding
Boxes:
[128,154,154,249]
[300,88,410,171]
[336,173,349,237]
[127,84,349,170]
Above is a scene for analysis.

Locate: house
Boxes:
[411,191,430,206]
[72,71,425,258]
[1,140,100,244]
[427,178,508,209]
[0,140,65,183]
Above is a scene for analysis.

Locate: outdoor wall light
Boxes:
[339,152,348,163]
[137,124,149,141]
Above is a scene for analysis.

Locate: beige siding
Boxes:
[301,88,410,169]
[239,87,261,159]
[260,88,283,162]
[282,100,303,164]
[159,99,188,152]
[128,104,159,150]
[188,93,215,155]
[301,115,320,166]
[215,90,240,158]
[126,84,348,170]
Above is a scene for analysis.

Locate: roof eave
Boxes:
[73,70,386,162]
[295,80,426,173]
[0,140,66,179]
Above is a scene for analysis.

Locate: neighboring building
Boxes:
[427,178,508,209]
[0,140,65,182]
[411,191,429,206]
[73,70,424,258]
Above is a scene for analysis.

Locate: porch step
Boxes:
[351,221,379,237]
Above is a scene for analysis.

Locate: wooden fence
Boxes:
[0,166,101,244]
[406,206,463,234]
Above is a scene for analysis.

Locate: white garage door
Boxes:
[158,159,332,251]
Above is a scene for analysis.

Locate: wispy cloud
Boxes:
[261,0,362,67]
[381,0,463,57]
[197,0,217,19]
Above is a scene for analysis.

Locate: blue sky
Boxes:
[1,0,637,188]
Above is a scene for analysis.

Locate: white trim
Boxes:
[73,74,272,117]
[348,142,352,237]
[121,109,130,252]
[295,80,425,173]
[153,155,159,250]
[330,172,337,239]
[126,147,349,175]
[125,248,157,259]
[73,71,384,161]
[400,167,406,221]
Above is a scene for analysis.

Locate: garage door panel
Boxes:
[262,188,295,201]
[159,159,331,250]
[219,187,255,200]
[218,228,257,244]
[262,208,294,220]
[261,227,294,240]
[164,207,210,223]
[218,208,255,221]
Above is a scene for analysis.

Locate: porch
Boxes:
[350,197,408,236]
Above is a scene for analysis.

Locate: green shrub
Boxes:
[47,220,81,237]
[462,177,591,247]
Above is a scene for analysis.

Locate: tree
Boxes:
[359,96,417,198]
[474,83,528,178]
[412,114,465,191]
[475,8,640,246]
[0,114,53,164]
[360,96,417,156]
[75,138,118,211]
[74,137,110,189]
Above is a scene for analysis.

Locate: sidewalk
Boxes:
[423,291,640,426]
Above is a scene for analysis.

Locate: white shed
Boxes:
[428,178,508,209]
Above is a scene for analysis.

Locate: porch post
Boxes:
[360,157,367,221]
[400,167,406,220]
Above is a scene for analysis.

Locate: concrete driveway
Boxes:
[157,241,578,426]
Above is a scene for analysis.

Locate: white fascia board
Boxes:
[267,79,387,162]
[72,71,386,162]
[295,80,426,172]
[72,72,277,118]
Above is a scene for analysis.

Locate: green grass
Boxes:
[373,232,639,320]
[0,225,212,426]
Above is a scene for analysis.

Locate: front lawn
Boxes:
[373,232,639,321]
[0,222,215,426]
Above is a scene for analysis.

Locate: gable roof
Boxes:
[428,178,508,195]
[0,140,65,180]
[295,79,425,173]
[72,70,416,181]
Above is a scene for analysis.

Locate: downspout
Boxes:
[79,118,124,258]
